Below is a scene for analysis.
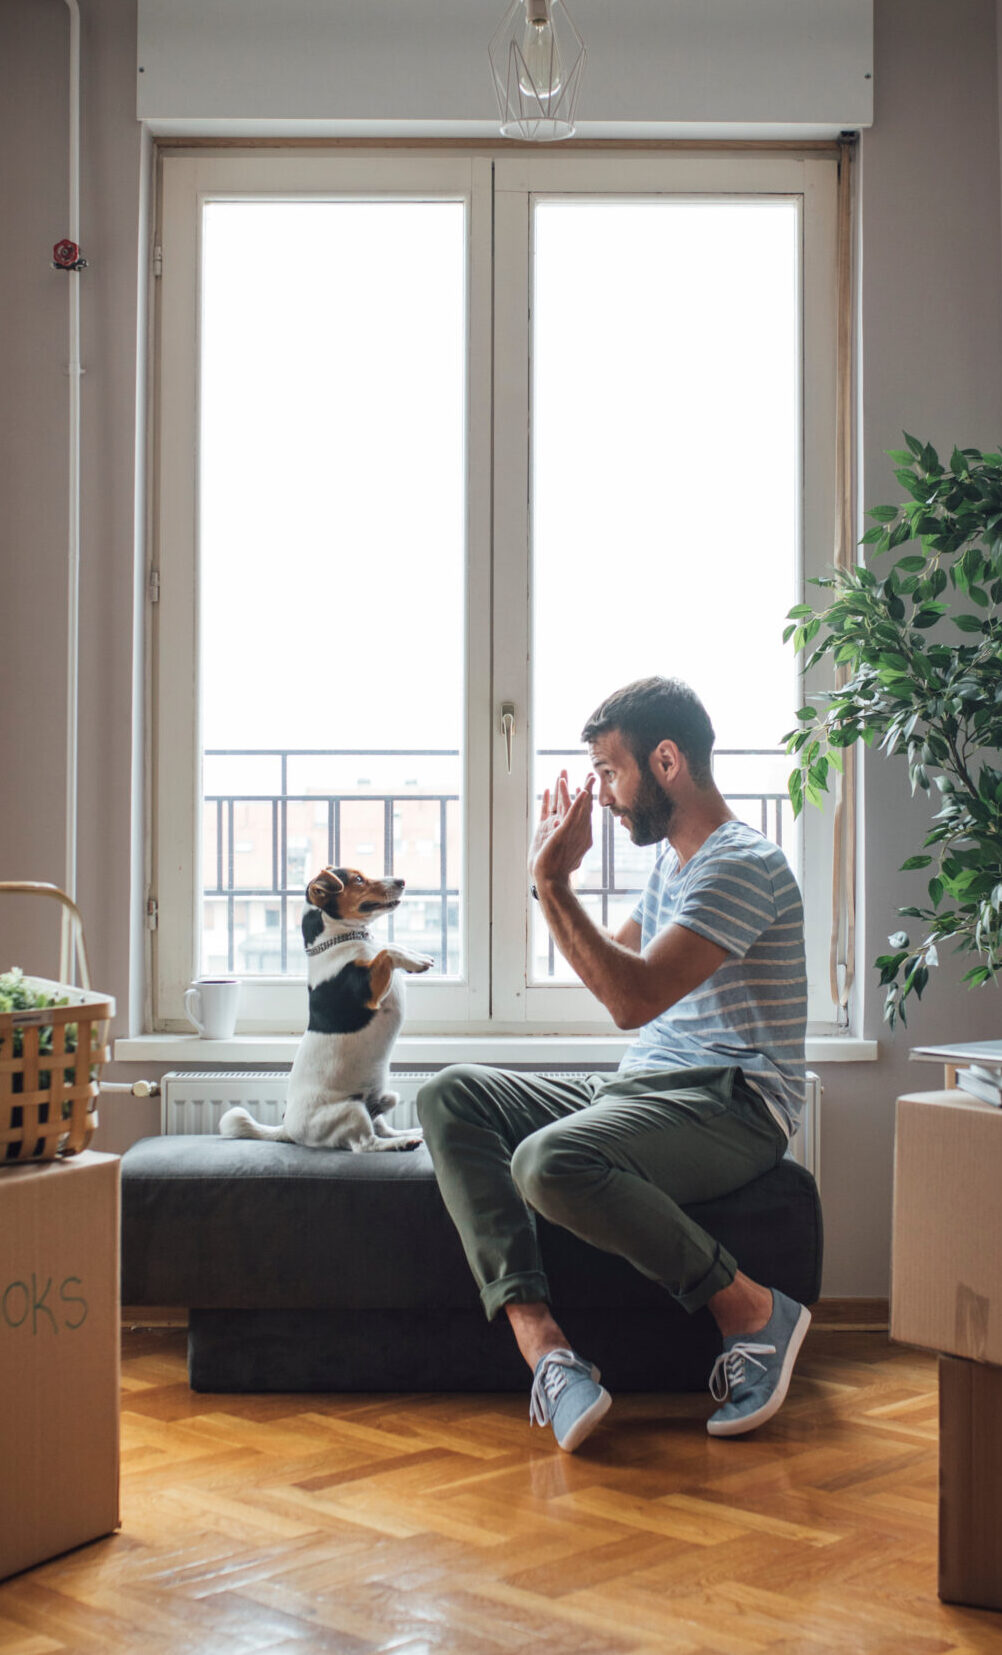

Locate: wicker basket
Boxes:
[0,883,115,1165]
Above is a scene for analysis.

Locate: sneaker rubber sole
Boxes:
[706,1303,812,1438]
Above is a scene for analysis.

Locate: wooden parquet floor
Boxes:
[1,1328,1000,1655]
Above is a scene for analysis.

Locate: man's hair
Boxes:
[580,677,716,785]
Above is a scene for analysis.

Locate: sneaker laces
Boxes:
[708,1340,776,1403]
[529,1348,580,1427]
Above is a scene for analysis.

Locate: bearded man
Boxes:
[418,676,810,1451]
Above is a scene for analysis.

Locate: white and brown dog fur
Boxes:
[218,867,433,1151]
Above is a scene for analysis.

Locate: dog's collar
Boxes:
[306,929,372,956]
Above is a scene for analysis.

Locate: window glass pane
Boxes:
[531,197,799,981]
[199,201,466,976]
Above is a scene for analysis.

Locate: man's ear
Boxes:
[650,739,683,779]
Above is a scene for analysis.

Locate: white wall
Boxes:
[137,0,873,136]
[1,0,1000,1295]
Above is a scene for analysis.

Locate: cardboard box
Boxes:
[0,1151,121,1581]
[939,1354,1002,1610]
[892,1090,1002,1365]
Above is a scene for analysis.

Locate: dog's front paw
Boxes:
[408,954,435,973]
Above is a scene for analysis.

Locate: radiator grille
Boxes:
[159,1069,821,1187]
[160,1070,429,1135]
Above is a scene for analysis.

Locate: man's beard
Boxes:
[620,770,675,846]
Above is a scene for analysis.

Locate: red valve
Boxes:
[52,239,86,270]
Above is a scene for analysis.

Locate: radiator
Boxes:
[159,1069,428,1136]
[159,1068,821,1187]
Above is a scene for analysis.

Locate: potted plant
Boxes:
[784,435,1002,1027]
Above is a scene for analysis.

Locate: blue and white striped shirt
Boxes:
[619,821,807,1136]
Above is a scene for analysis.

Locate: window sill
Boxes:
[114,1033,879,1067]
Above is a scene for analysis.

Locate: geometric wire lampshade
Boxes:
[488,0,586,142]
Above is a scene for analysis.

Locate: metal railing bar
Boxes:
[280,750,289,974]
[205,793,455,805]
[203,887,460,901]
[440,797,449,970]
[205,747,460,758]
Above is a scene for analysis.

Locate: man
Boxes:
[418,676,810,1452]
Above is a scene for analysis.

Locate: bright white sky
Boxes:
[200,196,798,785]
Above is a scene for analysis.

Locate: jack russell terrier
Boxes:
[219,866,433,1151]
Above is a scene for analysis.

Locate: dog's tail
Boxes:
[218,1106,291,1141]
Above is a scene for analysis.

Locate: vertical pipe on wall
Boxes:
[62,0,82,978]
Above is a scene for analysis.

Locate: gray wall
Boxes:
[0,4,143,1034]
[1,0,1000,1295]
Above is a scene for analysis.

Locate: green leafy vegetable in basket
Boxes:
[0,967,82,1112]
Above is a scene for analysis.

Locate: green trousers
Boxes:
[417,1063,788,1322]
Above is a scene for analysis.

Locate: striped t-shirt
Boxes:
[619,821,807,1136]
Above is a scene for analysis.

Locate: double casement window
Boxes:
[151,147,841,1036]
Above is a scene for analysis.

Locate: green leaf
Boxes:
[867,505,898,523]
[928,876,944,906]
[954,613,984,632]
[904,432,925,457]
[788,769,804,818]
[900,855,932,870]
[895,554,927,571]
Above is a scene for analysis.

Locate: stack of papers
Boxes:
[910,1042,1002,1107]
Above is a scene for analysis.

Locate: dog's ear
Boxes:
[307,868,345,908]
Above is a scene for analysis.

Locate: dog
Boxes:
[219,866,433,1151]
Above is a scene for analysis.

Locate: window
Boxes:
[152,149,840,1035]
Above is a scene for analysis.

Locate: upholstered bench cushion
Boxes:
[121,1134,822,1313]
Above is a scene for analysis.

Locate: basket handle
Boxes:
[0,882,94,991]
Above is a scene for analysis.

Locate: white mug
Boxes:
[184,978,241,1039]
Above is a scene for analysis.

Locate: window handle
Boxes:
[500,702,515,775]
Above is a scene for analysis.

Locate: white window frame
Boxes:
[153,152,492,1033]
[150,146,841,1037]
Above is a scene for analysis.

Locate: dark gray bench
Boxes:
[120,1134,823,1393]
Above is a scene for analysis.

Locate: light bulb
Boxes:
[518,0,563,99]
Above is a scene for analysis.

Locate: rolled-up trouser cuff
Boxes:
[480,1269,551,1322]
[675,1239,738,1314]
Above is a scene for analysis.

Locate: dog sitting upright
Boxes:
[219,866,433,1151]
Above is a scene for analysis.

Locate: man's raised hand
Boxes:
[529,769,597,891]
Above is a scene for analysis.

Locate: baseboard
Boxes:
[121,1305,189,1329]
[811,1298,889,1330]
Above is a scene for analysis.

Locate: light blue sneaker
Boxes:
[706,1289,812,1437]
[529,1347,611,1452]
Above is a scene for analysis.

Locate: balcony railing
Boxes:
[201,747,793,976]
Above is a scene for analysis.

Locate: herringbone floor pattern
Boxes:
[0,1328,999,1654]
